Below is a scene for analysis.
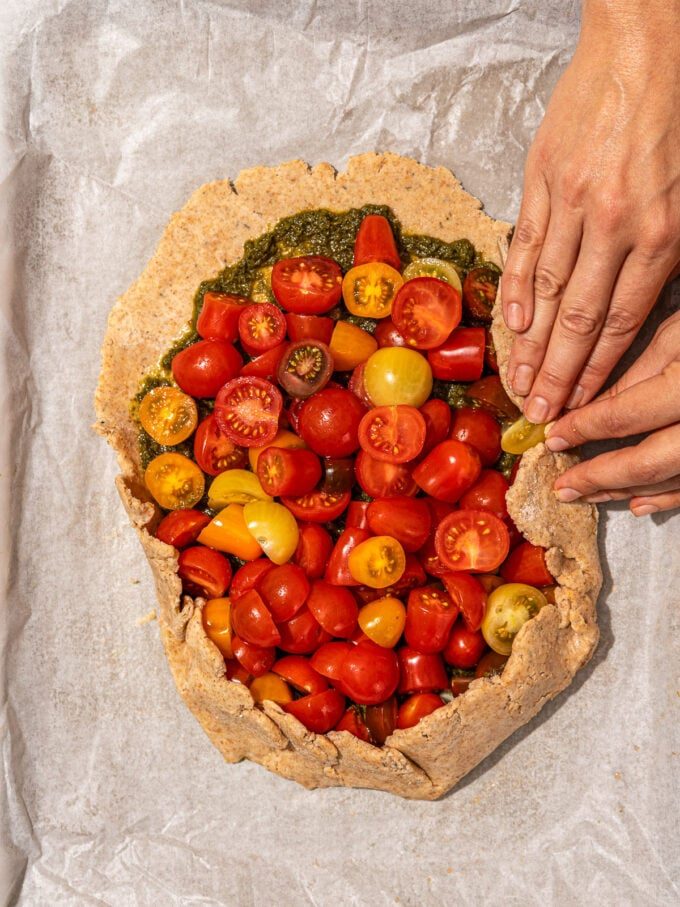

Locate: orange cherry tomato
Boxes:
[329,321,378,370]
[342,262,404,319]
[139,386,198,446]
[145,453,205,510]
[357,596,406,648]
[197,504,263,560]
[348,536,406,589]
[202,597,233,659]
[249,672,293,705]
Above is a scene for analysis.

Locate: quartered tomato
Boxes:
[397,648,448,694]
[243,501,300,565]
[156,509,211,549]
[412,440,481,503]
[178,546,232,599]
[404,586,459,653]
[325,527,371,587]
[214,376,283,448]
[357,596,406,648]
[366,497,431,552]
[307,581,359,637]
[353,214,401,270]
[231,635,276,677]
[419,398,452,454]
[298,387,366,457]
[310,641,352,689]
[256,446,321,497]
[277,606,330,655]
[481,583,547,655]
[501,416,547,455]
[342,262,403,319]
[197,291,250,343]
[475,650,509,678]
[355,451,418,498]
[248,428,306,472]
[462,266,500,324]
[272,655,329,695]
[271,256,343,314]
[397,693,446,730]
[238,302,286,353]
[348,536,406,589]
[443,621,487,669]
[207,469,272,509]
[459,470,510,520]
[363,347,433,407]
[282,689,346,734]
[239,343,287,381]
[285,313,334,344]
[435,510,510,573]
[198,504,264,560]
[293,523,334,579]
[277,340,333,399]
[449,406,502,467]
[249,673,293,704]
[328,321,378,370]
[402,257,463,294]
[202,597,233,658]
[391,277,462,349]
[172,339,243,398]
[358,405,426,464]
[145,453,205,510]
[427,327,485,382]
[231,589,281,648]
[500,542,554,586]
[139,386,198,446]
[339,640,400,705]
[466,375,520,421]
[282,489,351,523]
[374,317,407,348]
[334,706,372,742]
[229,558,275,602]
[441,572,487,631]
[258,563,310,622]
[194,414,248,476]
[364,697,399,745]
[345,500,370,529]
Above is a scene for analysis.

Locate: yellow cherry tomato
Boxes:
[348,536,406,589]
[481,582,548,655]
[198,504,263,560]
[363,347,433,407]
[342,262,404,319]
[145,452,205,510]
[208,469,272,509]
[329,321,378,370]
[248,429,307,471]
[358,596,406,648]
[501,416,547,454]
[243,501,300,565]
[202,597,233,659]
[138,385,198,446]
[403,257,463,295]
[249,672,293,704]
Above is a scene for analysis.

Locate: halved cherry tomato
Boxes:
[363,347,433,407]
[307,581,359,637]
[340,640,400,705]
[248,428,306,472]
[435,510,510,573]
[256,446,321,497]
[239,343,287,380]
[475,650,509,678]
[365,697,399,745]
[441,572,487,631]
[467,375,520,421]
[243,500,299,565]
[282,689,346,734]
[404,586,459,653]
[249,672,293,704]
[374,317,407,348]
[412,440,481,503]
[272,655,329,696]
[297,387,366,457]
[293,523,334,579]
[397,648,448,694]
[321,457,355,494]
[271,256,342,314]
[139,386,198,446]
[449,407,502,467]
[348,536,406,589]
[258,563,310,622]
[231,635,276,677]
[156,509,211,548]
[355,450,418,498]
[391,277,462,349]
[197,291,250,343]
[178,546,232,598]
[358,596,406,648]
[198,504,264,560]
[277,606,331,655]
[229,558,275,602]
[334,706,372,742]
[418,499,455,577]
[145,453,205,510]
[354,553,428,603]
[419,398,452,455]
[277,340,333,398]
[402,258,462,293]
[366,497,431,552]
[443,621,487,669]
[194,414,248,476]
[500,542,554,586]
[345,501,370,529]
[462,266,499,323]
[342,262,403,319]
[459,470,510,520]
[214,376,282,448]
[231,589,281,648]
[238,303,286,354]
[328,321,378,370]
[202,598,233,659]
[427,327,485,381]
[208,470,272,509]
[325,527,370,587]
[310,641,352,689]
[282,489,351,523]
[172,339,242,398]
[353,214,401,270]
[397,693,446,729]
[285,313,334,344]
[481,582,547,655]
[358,405,426,464]
[501,416,547,455]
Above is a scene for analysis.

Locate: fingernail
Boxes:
[565,384,584,409]
[545,435,569,452]
[506,303,523,332]
[513,364,534,395]
[631,504,659,516]
[555,487,581,502]
[525,396,549,423]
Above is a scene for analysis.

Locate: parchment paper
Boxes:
[1,2,678,904]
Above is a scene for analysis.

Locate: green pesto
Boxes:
[497,451,519,480]
[432,380,469,409]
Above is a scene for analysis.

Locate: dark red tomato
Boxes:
[277,606,331,655]
[427,327,485,382]
[467,375,520,421]
[230,558,275,602]
[475,650,508,679]
[412,440,481,503]
[238,303,286,354]
[335,706,372,742]
[441,572,487,631]
[450,672,475,697]
[506,516,524,551]
[225,658,252,685]
[310,641,352,688]
[231,635,276,677]
[156,509,211,548]
[196,292,249,343]
[367,497,431,552]
[214,377,283,448]
[404,586,459,653]
[172,339,243,398]
[397,648,448,694]
[271,256,343,314]
[285,313,334,344]
[277,340,333,399]
[293,523,334,579]
[321,457,355,494]
[325,528,371,586]
[365,697,398,745]
[282,689,346,734]
[509,456,522,486]
[462,266,500,324]
[374,317,407,348]
[358,405,426,464]
[240,343,287,380]
[353,214,401,270]
[307,580,359,637]
[355,451,418,498]
[501,541,554,586]
[485,328,499,373]
[348,362,373,408]
[340,641,400,705]
[419,398,452,455]
[443,621,487,669]
[449,407,502,467]
[392,277,462,349]
[459,470,510,520]
[397,693,446,729]
[258,563,310,622]
[193,414,248,476]
[231,589,281,647]
[298,387,366,457]
[435,510,510,573]
[178,547,232,598]
[272,655,329,695]
[257,447,321,497]
[282,489,351,523]
[346,501,370,529]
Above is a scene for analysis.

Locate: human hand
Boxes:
[544,310,680,516]
[501,1,680,424]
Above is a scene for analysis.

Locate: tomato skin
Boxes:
[500,542,554,586]
[272,256,343,314]
[197,292,250,343]
[231,635,276,677]
[194,414,248,476]
[397,693,446,729]
[419,398,452,455]
[256,447,322,497]
[459,469,510,520]
[485,328,499,373]
[412,440,481,503]
[257,563,310,622]
[441,572,487,631]
[346,501,370,529]
[293,522,334,579]
[334,706,372,742]
[214,377,283,448]
[249,672,293,704]
[240,343,287,380]
[462,266,499,324]
[475,650,509,678]
[404,586,460,654]
[467,375,520,421]
[285,313,334,344]
[201,597,233,659]
[272,655,329,695]
[321,457,355,494]
[358,596,406,648]
[340,640,400,705]
[427,327,485,381]
[310,641,353,689]
[392,277,462,349]
[225,658,252,685]
[435,510,510,573]
[229,558,275,602]
[355,451,418,498]
[156,509,211,549]
[277,606,331,655]
[374,317,407,348]
[348,363,373,409]
[363,347,433,407]
[231,589,281,648]
[397,648,448,694]
[443,621,487,669]
[282,689,346,734]
[282,489,351,523]
[307,581,359,637]
[329,321,378,370]
[172,340,243,398]
[298,387,366,457]
[178,546,232,599]
[353,214,401,270]
[366,497,431,552]
[365,697,399,745]
[325,528,371,586]
[358,405,426,464]
[449,407,502,467]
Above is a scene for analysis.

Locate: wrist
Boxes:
[579,0,680,69]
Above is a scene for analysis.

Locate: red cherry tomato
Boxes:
[346,501,370,529]
[340,640,400,705]
[272,655,329,695]
[230,558,275,602]
[459,469,510,520]
[282,489,351,523]
[358,405,426,464]
[293,523,334,579]
[257,563,310,622]
[365,697,399,745]
[412,440,481,503]
[466,375,520,421]
[298,387,366,457]
[231,589,281,648]
[325,528,371,586]
[404,586,460,653]
[449,407,502,467]
[307,580,359,637]
[240,343,287,380]
[427,327,485,381]
[238,303,286,354]
[231,635,276,677]
[443,621,487,669]
[355,451,418,498]
[485,328,499,373]
[353,214,401,270]
[177,547,232,599]
[193,414,248,476]
[397,647,448,694]
[172,339,243,398]
[282,689,346,734]
[271,256,343,314]
[348,362,373,408]
[277,606,331,655]
[366,497,431,552]
[462,266,499,323]
[335,706,372,742]
[435,510,510,573]
[374,317,407,348]
[310,641,352,689]
[441,572,487,631]
[500,541,554,586]
[391,277,462,349]
[225,658,252,685]
[285,313,334,344]
[397,693,446,729]
[256,446,322,497]
[197,292,249,343]
[156,509,211,548]
[419,398,452,455]
[214,376,283,448]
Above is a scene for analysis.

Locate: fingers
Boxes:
[629,489,680,517]
[581,477,680,503]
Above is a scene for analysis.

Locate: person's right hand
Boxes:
[545,309,680,516]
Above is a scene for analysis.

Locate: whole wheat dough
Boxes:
[94,153,601,799]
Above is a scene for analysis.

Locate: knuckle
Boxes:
[513,333,545,360]
[558,304,601,339]
[639,211,679,257]
[557,168,587,209]
[537,365,569,390]
[598,403,628,437]
[633,456,660,486]
[512,220,544,251]
[602,305,645,338]
[592,190,626,232]
[533,265,566,302]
